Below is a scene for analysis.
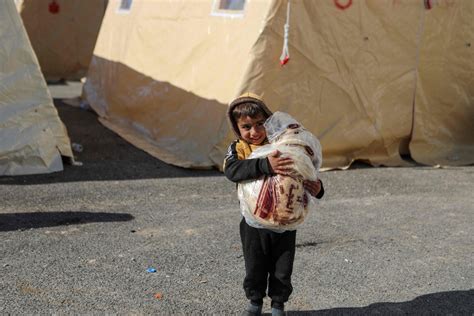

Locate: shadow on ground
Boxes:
[276,289,474,315]
[0,99,222,185]
[0,211,134,232]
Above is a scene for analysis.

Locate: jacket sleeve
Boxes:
[223,141,273,182]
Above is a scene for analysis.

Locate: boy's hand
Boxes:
[267,150,293,175]
[304,179,322,197]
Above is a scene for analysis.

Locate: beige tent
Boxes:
[0,0,73,176]
[84,0,474,170]
[17,0,108,81]
[410,1,474,166]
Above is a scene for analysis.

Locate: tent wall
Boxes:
[215,0,421,169]
[216,0,474,169]
[18,0,107,81]
[84,0,272,168]
[0,0,72,176]
[85,0,473,170]
[410,0,474,166]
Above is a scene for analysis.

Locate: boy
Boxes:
[223,93,324,316]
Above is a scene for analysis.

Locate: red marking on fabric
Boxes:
[424,0,432,9]
[49,0,60,14]
[392,0,402,6]
[255,177,275,219]
[286,184,296,210]
[303,193,308,208]
[334,0,352,10]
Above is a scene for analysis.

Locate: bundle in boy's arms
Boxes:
[238,111,322,231]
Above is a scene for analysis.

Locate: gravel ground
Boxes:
[0,82,473,315]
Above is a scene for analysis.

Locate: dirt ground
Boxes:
[0,82,473,314]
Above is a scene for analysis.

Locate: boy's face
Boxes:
[237,115,267,145]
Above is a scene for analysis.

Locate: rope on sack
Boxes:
[279,0,291,66]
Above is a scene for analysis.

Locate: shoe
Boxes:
[241,302,262,316]
[271,307,285,316]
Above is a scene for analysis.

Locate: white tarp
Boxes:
[0,0,72,175]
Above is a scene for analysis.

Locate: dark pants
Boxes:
[239,218,296,304]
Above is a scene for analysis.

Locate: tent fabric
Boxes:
[410,0,474,166]
[217,0,421,169]
[218,0,474,169]
[84,0,474,170]
[84,0,272,168]
[0,0,72,176]
[18,0,107,81]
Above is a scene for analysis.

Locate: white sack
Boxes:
[238,112,322,232]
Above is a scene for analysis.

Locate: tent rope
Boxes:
[279,0,291,66]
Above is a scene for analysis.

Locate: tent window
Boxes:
[219,0,245,10]
[117,0,132,12]
[211,0,246,18]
